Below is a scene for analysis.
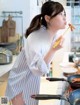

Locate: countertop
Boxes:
[39,52,76,105]
[50,51,79,105]
[39,78,69,105]
[0,51,74,78]
[39,74,69,105]
[0,56,17,77]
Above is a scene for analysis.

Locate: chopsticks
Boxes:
[53,23,75,48]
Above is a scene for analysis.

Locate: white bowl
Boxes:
[62,67,77,74]
[59,62,74,68]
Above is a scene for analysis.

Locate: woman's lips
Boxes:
[64,22,67,25]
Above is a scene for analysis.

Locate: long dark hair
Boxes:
[25,1,64,38]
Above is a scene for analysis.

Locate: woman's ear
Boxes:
[44,15,50,23]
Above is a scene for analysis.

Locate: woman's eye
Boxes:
[60,12,66,16]
[63,12,66,16]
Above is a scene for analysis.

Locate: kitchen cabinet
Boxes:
[0,11,23,55]
[71,6,80,52]
[66,0,80,6]
[66,0,80,52]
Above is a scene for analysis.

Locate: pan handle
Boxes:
[46,78,67,81]
[31,94,62,100]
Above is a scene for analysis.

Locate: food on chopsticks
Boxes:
[68,23,75,31]
[53,23,75,48]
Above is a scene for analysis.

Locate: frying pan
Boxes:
[46,74,80,89]
[31,89,80,105]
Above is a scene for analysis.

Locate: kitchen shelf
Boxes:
[0,11,23,55]
[71,6,80,52]
[71,41,80,43]
[38,0,80,53]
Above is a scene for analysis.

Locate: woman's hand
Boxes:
[44,36,64,64]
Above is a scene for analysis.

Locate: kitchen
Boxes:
[0,0,80,105]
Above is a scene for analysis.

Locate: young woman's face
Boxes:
[48,11,66,30]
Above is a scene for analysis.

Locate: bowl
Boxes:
[73,57,80,66]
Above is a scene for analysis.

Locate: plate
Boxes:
[59,62,75,68]
[0,42,14,46]
[62,67,77,74]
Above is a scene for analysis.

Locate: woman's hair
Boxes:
[25,1,65,38]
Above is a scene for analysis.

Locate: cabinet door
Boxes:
[0,72,9,96]
[71,6,80,52]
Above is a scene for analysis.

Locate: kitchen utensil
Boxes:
[46,74,80,89]
[62,67,77,76]
[0,47,13,64]
[63,72,76,77]
[0,42,17,50]
[53,23,75,48]
[0,40,21,55]
[73,57,80,67]
[31,89,80,105]
[59,62,75,68]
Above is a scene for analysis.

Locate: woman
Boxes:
[5,1,66,105]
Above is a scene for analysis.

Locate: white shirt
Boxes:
[5,26,56,105]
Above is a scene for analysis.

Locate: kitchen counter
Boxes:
[53,51,79,105]
[39,77,59,105]
[0,56,17,97]
[53,75,69,105]
[39,52,77,105]
[0,55,17,77]
[39,75,69,105]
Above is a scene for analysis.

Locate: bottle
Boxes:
[49,67,53,77]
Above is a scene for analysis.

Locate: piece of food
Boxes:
[68,23,75,31]
[53,23,75,48]
[53,24,75,48]
[72,78,80,83]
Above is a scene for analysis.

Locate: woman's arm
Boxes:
[44,36,63,64]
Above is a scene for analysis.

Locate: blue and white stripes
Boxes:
[5,26,55,105]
